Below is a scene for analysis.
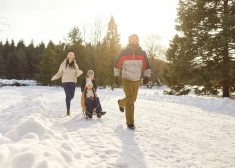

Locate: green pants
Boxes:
[119,78,140,125]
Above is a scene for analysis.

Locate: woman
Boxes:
[51,52,83,115]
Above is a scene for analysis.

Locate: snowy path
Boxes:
[0,86,235,168]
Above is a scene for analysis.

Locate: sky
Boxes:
[0,0,178,47]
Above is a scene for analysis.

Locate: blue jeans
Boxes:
[85,97,102,114]
[62,82,76,110]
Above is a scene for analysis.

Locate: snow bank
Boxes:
[137,87,235,116]
[0,91,88,168]
[0,79,37,86]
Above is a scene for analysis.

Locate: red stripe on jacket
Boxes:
[115,55,148,70]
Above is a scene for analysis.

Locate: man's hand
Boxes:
[143,77,149,85]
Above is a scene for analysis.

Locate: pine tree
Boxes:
[4,40,20,79]
[17,48,29,79]
[9,40,16,53]
[35,41,57,86]
[0,42,4,78]
[163,35,195,95]
[16,40,26,51]
[26,40,35,79]
[100,16,121,86]
[82,42,95,80]
[0,52,4,78]
[65,26,83,46]
[94,42,107,86]
[0,41,3,54]
[3,40,10,63]
[164,0,235,97]
[34,42,45,75]
[5,52,20,79]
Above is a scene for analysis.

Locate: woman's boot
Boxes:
[67,109,70,115]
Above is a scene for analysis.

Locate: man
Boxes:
[114,34,151,130]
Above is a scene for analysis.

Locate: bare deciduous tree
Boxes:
[80,17,106,78]
[0,12,10,32]
[89,17,106,46]
[144,34,165,60]
[144,34,167,87]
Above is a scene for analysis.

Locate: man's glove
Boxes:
[143,77,149,85]
[114,76,119,84]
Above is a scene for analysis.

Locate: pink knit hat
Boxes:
[67,52,75,59]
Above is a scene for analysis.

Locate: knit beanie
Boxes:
[87,70,94,76]
[67,52,75,59]
[86,78,93,87]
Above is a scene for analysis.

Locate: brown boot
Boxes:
[67,109,70,115]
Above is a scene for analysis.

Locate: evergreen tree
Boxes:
[4,40,21,79]
[0,41,3,54]
[5,52,20,79]
[35,41,57,86]
[0,52,4,78]
[55,42,67,64]
[17,48,29,79]
[36,42,46,54]
[9,40,16,53]
[0,42,4,78]
[65,26,83,46]
[34,42,45,75]
[82,42,94,79]
[16,40,26,51]
[53,42,68,86]
[26,40,35,79]
[164,0,235,97]
[163,35,195,95]
[3,39,10,63]
[100,16,121,86]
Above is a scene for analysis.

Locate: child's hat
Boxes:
[86,78,93,87]
[87,70,94,76]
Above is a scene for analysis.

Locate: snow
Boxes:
[0,83,235,168]
[0,79,37,86]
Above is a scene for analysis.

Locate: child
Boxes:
[81,78,106,118]
[81,70,97,92]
